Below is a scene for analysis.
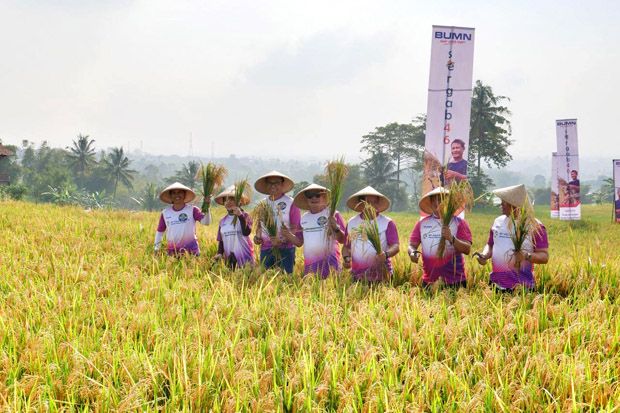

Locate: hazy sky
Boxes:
[1,0,618,161]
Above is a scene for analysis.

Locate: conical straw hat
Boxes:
[214,185,251,206]
[254,170,295,195]
[418,186,449,215]
[493,184,529,208]
[159,182,196,204]
[293,183,330,210]
[346,186,391,213]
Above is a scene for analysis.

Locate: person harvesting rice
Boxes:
[475,184,549,291]
[212,184,255,269]
[253,171,301,274]
[154,182,211,256]
[280,183,346,278]
[408,187,472,288]
[342,186,400,282]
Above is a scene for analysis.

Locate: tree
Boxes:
[313,164,365,211]
[469,80,513,179]
[167,161,200,188]
[360,119,425,188]
[103,147,136,199]
[67,134,96,183]
[361,150,410,211]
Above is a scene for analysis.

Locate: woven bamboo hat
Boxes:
[493,184,529,208]
[418,187,449,215]
[346,186,391,213]
[159,182,196,204]
[214,185,251,206]
[293,183,329,210]
[254,170,295,195]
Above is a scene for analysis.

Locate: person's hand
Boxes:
[375,251,387,265]
[327,216,341,232]
[230,206,242,216]
[213,253,223,261]
[269,235,281,247]
[474,252,488,265]
[280,225,293,242]
[513,250,526,267]
[444,170,456,179]
[408,247,420,264]
[343,256,351,269]
[441,225,453,242]
[204,195,212,205]
[253,235,263,245]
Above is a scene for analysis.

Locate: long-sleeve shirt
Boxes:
[216,211,255,267]
[154,205,210,255]
[258,194,302,251]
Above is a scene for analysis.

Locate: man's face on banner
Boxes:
[571,170,578,180]
[451,141,464,161]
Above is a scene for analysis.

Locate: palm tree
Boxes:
[167,161,200,188]
[67,134,96,182]
[103,147,136,199]
[469,80,513,177]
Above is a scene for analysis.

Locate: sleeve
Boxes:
[533,224,549,249]
[194,206,211,225]
[487,229,494,247]
[238,212,252,236]
[456,219,473,243]
[385,220,399,245]
[217,239,224,255]
[409,221,422,245]
[289,204,302,237]
[157,213,167,232]
[154,231,164,250]
[216,224,222,242]
[335,212,346,244]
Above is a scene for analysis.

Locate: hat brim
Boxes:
[346,196,390,213]
[214,194,251,206]
[254,176,295,194]
[159,184,196,204]
[293,189,329,210]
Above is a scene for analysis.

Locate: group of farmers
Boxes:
[154,170,549,292]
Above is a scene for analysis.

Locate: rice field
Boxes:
[1,201,619,411]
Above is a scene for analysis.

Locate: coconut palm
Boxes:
[167,161,200,188]
[67,134,96,182]
[103,147,136,199]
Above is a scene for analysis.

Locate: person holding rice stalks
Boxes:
[280,183,346,278]
[475,184,549,291]
[253,170,301,274]
[212,185,255,269]
[342,186,400,282]
[154,182,211,256]
[408,187,473,288]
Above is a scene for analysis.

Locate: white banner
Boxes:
[614,159,620,223]
[555,119,580,220]
[550,152,559,218]
[423,25,475,195]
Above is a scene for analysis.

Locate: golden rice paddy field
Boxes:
[1,201,619,411]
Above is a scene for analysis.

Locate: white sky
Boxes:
[1,0,618,161]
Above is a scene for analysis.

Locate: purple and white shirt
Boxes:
[155,205,207,255]
[410,215,472,285]
[345,213,399,282]
[488,215,549,289]
[258,194,301,251]
[216,212,255,267]
[298,208,345,278]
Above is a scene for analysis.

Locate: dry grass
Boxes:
[1,201,619,411]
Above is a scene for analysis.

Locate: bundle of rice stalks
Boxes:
[325,157,349,217]
[231,179,251,226]
[508,199,541,269]
[198,162,227,213]
[436,180,474,258]
[352,201,387,278]
[252,200,280,260]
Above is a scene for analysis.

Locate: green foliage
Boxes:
[314,164,365,212]
[469,80,513,177]
[167,161,200,189]
[66,134,96,185]
[131,183,162,211]
[102,147,136,199]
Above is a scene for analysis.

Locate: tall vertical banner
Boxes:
[550,152,559,218]
[555,119,580,220]
[422,25,475,196]
[614,159,620,223]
